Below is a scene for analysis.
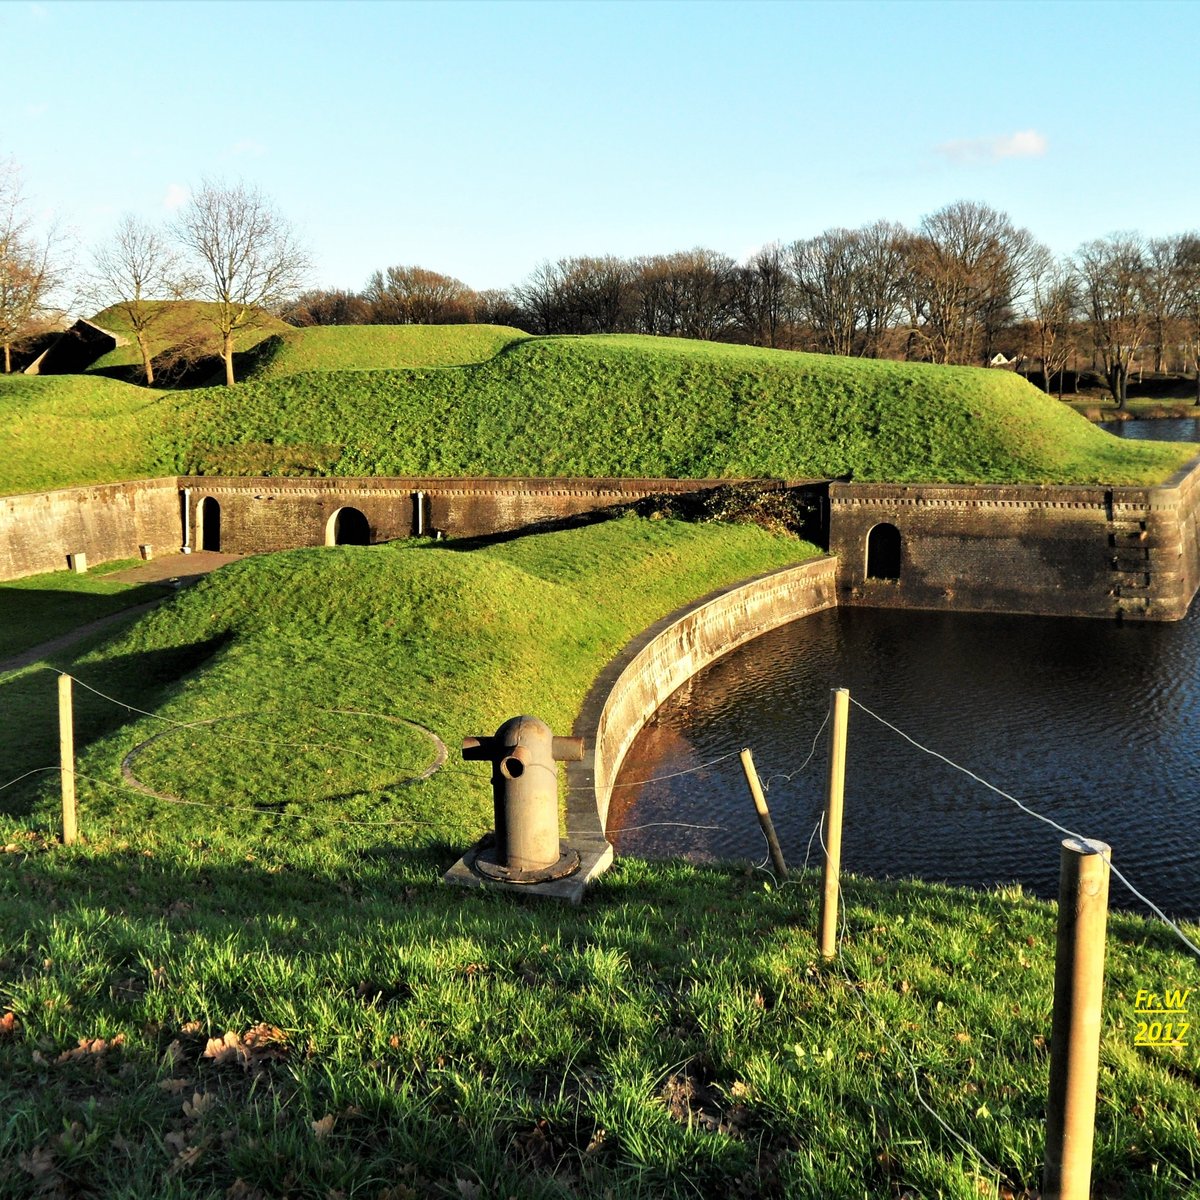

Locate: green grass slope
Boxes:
[0,374,172,494]
[1,522,1196,1199]
[167,334,1197,485]
[3,330,1197,495]
[244,323,529,378]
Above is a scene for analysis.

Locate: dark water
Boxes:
[1099,416,1200,442]
[612,601,1200,922]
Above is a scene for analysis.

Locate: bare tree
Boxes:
[734,243,788,347]
[908,201,1035,365]
[175,180,310,385]
[364,265,476,324]
[1176,233,1200,405]
[1026,245,1078,396]
[88,215,181,384]
[0,161,64,373]
[855,220,910,358]
[1075,233,1148,409]
[789,228,864,356]
[1144,235,1184,374]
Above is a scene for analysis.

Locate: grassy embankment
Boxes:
[2,330,1196,496]
[1,519,1198,1199]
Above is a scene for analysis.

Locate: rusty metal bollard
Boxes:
[462,715,584,883]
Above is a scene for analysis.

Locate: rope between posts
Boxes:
[848,695,1200,963]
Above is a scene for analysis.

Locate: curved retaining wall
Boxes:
[565,555,838,879]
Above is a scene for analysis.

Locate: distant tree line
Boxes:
[284,200,1200,409]
[3,154,1200,404]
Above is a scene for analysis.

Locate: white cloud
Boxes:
[163,182,190,211]
[937,129,1048,165]
[230,139,265,158]
[28,3,48,19]
[25,102,48,118]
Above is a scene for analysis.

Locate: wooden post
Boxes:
[818,687,850,958]
[1043,836,1111,1200]
[739,748,787,880]
[58,673,77,845]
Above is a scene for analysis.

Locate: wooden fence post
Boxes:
[58,673,77,845]
[1043,836,1111,1200]
[739,748,788,880]
[818,687,849,958]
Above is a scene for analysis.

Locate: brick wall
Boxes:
[828,454,1200,622]
[179,476,739,554]
[0,479,181,580]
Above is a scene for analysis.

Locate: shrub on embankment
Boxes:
[2,330,1196,495]
[0,517,1197,1198]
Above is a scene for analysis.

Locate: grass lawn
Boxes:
[4,330,1197,496]
[1,518,1197,1198]
[0,561,172,662]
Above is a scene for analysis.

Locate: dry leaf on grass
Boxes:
[0,1010,19,1038]
[311,1114,336,1140]
[202,1024,288,1072]
[182,1091,216,1120]
[55,1033,125,1064]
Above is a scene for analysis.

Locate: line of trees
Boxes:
[4,154,1200,403]
[288,202,1200,408]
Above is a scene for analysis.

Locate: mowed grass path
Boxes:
[1,519,1197,1199]
[3,329,1195,495]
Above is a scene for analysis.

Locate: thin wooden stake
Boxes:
[818,687,850,958]
[58,673,77,845]
[1043,836,1111,1200]
[739,748,787,880]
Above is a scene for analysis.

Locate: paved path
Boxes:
[0,553,243,675]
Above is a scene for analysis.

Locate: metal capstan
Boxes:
[462,715,584,883]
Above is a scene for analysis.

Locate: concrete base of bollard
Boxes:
[443,833,613,905]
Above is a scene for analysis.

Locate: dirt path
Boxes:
[0,553,243,675]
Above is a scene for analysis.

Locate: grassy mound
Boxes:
[87,300,293,381]
[3,330,1196,495]
[0,521,1195,1198]
[163,334,1200,485]
[0,373,172,494]
[244,323,529,378]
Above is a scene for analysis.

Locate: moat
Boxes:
[611,419,1200,921]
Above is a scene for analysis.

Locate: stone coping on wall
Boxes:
[177,474,752,498]
[829,453,1200,514]
[559,555,839,900]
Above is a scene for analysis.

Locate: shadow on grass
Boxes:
[0,636,233,819]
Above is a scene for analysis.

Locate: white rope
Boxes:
[848,695,1200,963]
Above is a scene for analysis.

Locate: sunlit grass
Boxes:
[0,518,1196,1197]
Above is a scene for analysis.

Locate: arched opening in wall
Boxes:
[326,506,371,546]
[199,497,221,552]
[866,522,901,580]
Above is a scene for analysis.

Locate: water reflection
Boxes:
[611,605,1200,919]
[1099,417,1200,442]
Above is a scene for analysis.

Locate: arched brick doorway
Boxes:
[866,522,901,580]
[199,497,221,552]
[326,506,371,546]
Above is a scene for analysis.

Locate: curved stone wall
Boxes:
[565,555,838,881]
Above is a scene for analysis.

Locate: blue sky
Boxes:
[4,0,1198,296]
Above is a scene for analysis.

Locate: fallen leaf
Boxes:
[18,1144,56,1178]
[456,1181,481,1200]
[182,1091,216,1120]
[0,1011,18,1038]
[312,1114,336,1140]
